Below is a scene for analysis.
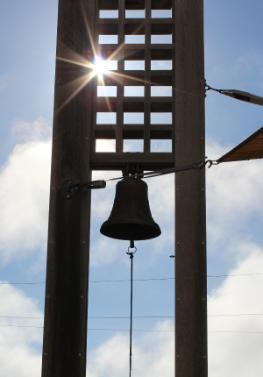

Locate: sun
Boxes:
[92,56,111,79]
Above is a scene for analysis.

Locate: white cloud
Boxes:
[0,137,51,264]
[207,160,263,223]
[0,283,42,377]
[11,117,51,142]
[208,242,263,377]
[89,236,128,266]
[87,321,174,377]
[206,140,263,256]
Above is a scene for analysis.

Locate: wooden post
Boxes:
[41,1,95,376]
[175,1,207,377]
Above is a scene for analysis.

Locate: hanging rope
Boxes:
[126,240,137,377]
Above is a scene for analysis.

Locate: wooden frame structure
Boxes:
[41,1,207,377]
[93,0,175,170]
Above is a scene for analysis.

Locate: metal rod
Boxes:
[127,241,136,377]
[129,252,134,377]
[107,159,207,183]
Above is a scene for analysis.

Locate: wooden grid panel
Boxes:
[91,0,175,170]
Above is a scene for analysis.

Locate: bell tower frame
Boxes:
[41,1,207,377]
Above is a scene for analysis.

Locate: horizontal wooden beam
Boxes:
[94,125,172,139]
[91,152,174,170]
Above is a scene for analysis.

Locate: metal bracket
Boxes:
[122,164,143,179]
[62,180,106,199]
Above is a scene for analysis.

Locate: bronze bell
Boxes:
[100,176,161,241]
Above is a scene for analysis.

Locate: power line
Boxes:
[0,281,45,285]
[0,315,42,319]
[90,313,263,319]
[0,324,172,332]
[1,324,263,335]
[2,272,263,286]
[90,273,263,282]
[210,331,263,335]
[0,324,43,329]
[208,313,263,318]
[2,313,263,321]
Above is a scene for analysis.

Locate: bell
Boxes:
[100,176,161,241]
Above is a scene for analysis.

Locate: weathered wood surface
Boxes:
[41,1,95,376]
[175,1,207,376]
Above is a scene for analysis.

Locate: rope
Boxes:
[126,241,137,377]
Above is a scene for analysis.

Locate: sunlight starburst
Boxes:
[93,56,111,79]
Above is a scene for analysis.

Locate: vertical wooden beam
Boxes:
[116,0,125,154]
[175,1,207,377]
[144,0,151,154]
[41,1,95,376]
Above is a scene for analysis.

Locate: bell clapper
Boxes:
[126,240,137,377]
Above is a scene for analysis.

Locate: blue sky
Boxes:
[0,1,263,377]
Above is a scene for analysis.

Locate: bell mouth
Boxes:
[100,221,161,241]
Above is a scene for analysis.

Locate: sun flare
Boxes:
[56,47,148,113]
[92,56,111,79]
